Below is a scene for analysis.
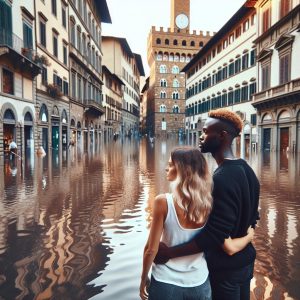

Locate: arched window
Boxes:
[172,65,180,74]
[4,109,15,121]
[159,65,167,73]
[199,41,204,47]
[160,91,167,98]
[172,91,179,99]
[24,112,33,122]
[169,53,174,61]
[173,79,179,88]
[160,79,167,87]
[173,39,178,46]
[191,41,195,47]
[156,52,162,60]
[174,54,179,62]
[61,109,68,124]
[180,54,186,62]
[77,121,81,129]
[70,119,76,127]
[165,39,169,45]
[39,104,48,122]
[186,54,191,63]
[182,40,187,46]
[156,38,161,45]
[70,17,76,45]
[173,105,180,113]
[163,53,169,61]
[160,105,167,112]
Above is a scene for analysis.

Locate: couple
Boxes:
[140,109,260,300]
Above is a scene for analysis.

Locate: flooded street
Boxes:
[0,139,299,300]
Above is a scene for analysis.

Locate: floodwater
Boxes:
[0,138,299,300]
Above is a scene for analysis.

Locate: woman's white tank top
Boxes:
[151,193,209,287]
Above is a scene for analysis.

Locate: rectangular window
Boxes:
[62,6,67,28]
[242,53,249,70]
[228,91,234,105]
[235,58,241,74]
[70,22,75,45]
[250,82,257,96]
[41,67,48,85]
[280,0,291,18]
[40,19,46,47]
[243,19,249,32]
[53,34,58,57]
[0,1,12,46]
[23,23,33,49]
[52,0,57,16]
[234,89,241,103]
[262,9,270,33]
[78,76,82,101]
[2,69,14,95]
[241,86,249,101]
[71,72,76,98]
[63,81,68,95]
[77,28,81,52]
[250,49,256,66]
[221,94,227,107]
[262,64,271,90]
[235,26,241,38]
[63,43,67,65]
[229,62,234,76]
[222,66,228,79]
[279,53,291,84]
[251,114,257,126]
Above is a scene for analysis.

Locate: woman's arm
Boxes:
[222,226,254,256]
[140,195,167,300]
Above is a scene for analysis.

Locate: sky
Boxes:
[102,0,246,77]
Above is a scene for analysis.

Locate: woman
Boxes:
[140,147,254,300]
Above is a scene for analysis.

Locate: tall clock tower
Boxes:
[146,0,213,138]
[170,0,190,31]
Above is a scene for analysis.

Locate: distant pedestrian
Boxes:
[140,146,254,300]
[9,140,17,159]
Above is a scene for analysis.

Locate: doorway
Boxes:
[42,128,48,151]
[280,127,289,151]
[52,126,59,150]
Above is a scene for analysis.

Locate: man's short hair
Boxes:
[208,108,243,135]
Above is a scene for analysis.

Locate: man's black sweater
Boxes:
[195,159,260,272]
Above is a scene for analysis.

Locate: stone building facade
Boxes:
[102,65,124,139]
[183,1,258,157]
[0,0,40,159]
[146,0,213,138]
[252,0,300,153]
[102,37,145,138]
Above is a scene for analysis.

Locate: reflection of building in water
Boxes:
[252,0,300,153]
[0,151,113,299]
[101,141,141,221]
[252,152,300,299]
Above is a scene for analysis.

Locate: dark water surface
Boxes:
[0,139,299,300]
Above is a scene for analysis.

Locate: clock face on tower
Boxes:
[175,13,189,29]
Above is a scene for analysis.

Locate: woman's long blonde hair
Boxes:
[170,147,213,224]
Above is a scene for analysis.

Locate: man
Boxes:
[155,108,260,300]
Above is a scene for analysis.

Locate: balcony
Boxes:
[84,99,105,116]
[0,31,41,77]
[252,78,300,109]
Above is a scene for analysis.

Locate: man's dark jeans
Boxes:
[209,262,254,300]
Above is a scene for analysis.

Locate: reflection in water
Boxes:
[0,140,299,300]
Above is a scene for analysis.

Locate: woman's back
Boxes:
[151,193,209,287]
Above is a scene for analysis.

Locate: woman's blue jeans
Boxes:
[148,276,212,300]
